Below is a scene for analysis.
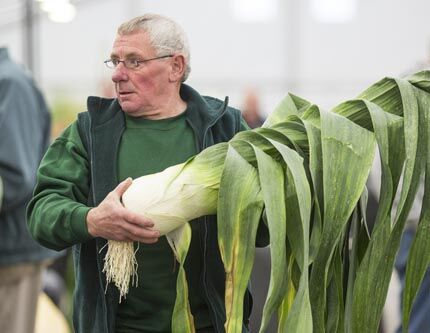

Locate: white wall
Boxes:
[294,0,430,109]
[1,0,429,114]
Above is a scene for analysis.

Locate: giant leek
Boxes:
[102,70,430,333]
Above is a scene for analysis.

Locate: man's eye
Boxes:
[127,59,140,67]
[111,59,120,66]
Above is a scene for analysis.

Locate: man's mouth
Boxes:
[118,91,133,97]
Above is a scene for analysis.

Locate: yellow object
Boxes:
[35,292,70,333]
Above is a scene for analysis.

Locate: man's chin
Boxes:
[120,106,141,116]
[118,101,134,112]
[122,108,137,114]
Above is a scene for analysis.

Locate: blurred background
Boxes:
[1,0,429,332]
[2,0,429,136]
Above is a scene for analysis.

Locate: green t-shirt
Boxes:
[115,110,212,332]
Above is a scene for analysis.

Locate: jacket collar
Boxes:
[86,83,229,132]
[180,84,229,149]
[180,84,228,126]
[86,96,121,126]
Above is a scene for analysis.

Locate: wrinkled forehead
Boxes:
[111,30,155,58]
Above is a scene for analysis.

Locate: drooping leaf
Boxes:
[217,145,264,333]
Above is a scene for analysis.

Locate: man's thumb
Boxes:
[114,177,133,196]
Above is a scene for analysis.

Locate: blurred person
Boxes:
[0,47,62,333]
[241,88,265,129]
[27,14,268,333]
[99,77,116,98]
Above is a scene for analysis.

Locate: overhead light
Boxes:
[48,3,76,23]
[231,0,278,23]
[39,0,69,13]
[37,0,77,23]
[310,0,357,23]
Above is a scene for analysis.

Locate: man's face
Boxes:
[110,31,172,117]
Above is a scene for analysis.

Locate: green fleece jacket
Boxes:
[27,84,269,333]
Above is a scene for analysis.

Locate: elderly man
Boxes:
[28,14,266,333]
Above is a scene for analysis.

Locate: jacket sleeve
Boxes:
[26,121,93,251]
[0,75,51,213]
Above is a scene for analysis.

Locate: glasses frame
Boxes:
[104,54,174,69]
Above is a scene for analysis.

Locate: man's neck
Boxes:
[144,94,187,120]
[128,84,187,119]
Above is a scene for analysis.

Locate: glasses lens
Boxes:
[104,60,115,68]
[125,59,140,69]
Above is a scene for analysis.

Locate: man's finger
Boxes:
[124,211,155,228]
[123,222,160,240]
[113,177,133,197]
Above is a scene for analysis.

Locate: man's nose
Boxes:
[111,63,128,82]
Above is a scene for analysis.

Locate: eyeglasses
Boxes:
[104,55,174,69]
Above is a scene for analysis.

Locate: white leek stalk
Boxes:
[103,144,226,300]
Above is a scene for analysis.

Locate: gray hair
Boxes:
[117,14,191,82]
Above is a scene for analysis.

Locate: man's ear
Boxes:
[169,54,186,82]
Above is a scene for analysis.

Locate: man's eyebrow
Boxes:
[109,52,143,59]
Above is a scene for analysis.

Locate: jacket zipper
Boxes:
[91,118,125,333]
[89,124,110,333]
[189,99,229,332]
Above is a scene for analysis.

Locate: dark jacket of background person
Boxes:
[0,47,63,333]
[27,84,269,333]
[0,47,59,266]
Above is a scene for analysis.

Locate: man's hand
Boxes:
[86,178,160,243]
